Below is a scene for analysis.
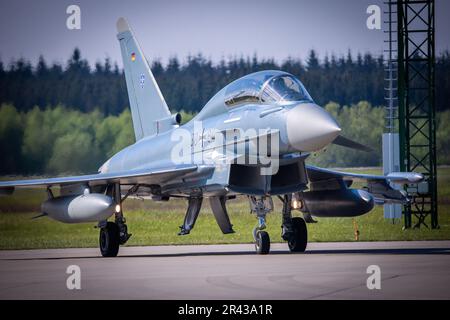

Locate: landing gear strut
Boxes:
[99,183,132,257]
[248,196,273,254]
[280,194,307,252]
[179,197,203,235]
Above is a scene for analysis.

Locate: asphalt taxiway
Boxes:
[0,241,449,299]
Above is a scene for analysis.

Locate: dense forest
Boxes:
[1,103,449,175]
[0,49,449,175]
[1,48,449,114]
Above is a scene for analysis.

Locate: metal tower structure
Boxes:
[382,1,402,221]
[396,0,438,229]
[384,1,399,134]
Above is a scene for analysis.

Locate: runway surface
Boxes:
[0,241,449,299]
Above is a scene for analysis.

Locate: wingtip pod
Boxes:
[387,172,424,183]
[116,17,130,33]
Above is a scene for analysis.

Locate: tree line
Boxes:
[1,103,448,175]
[1,48,449,115]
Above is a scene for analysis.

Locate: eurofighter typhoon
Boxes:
[0,18,423,256]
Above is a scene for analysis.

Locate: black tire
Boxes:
[99,222,120,257]
[255,231,270,254]
[288,217,307,252]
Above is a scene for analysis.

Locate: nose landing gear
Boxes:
[248,196,273,254]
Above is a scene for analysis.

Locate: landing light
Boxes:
[291,199,303,210]
[115,204,121,213]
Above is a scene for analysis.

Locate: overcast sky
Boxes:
[0,0,449,67]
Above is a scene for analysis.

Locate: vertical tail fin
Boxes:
[116,17,171,140]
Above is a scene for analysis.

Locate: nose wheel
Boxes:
[255,230,270,254]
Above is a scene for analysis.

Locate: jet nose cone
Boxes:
[286,103,341,151]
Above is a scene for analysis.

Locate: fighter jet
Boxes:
[0,18,423,256]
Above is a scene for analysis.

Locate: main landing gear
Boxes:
[248,194,308,255]
[281,194,307,252]
[99,221,120,257]
[99,183,132,257]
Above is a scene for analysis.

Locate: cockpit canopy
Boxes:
[224,71,313,107]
